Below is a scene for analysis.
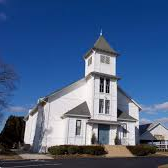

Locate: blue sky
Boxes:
[0,0,168,130]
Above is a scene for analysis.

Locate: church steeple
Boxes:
[93,35,118,55]
[84,34,118,59]
[84,34,118,77]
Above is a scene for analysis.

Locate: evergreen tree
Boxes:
[0,115,25,148]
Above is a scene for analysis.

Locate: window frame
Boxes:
[100,55,110,64]
[88,57,92,66]
[76,120,81,136]
[106,79,110,93]
[123,124,127,138]
[100,55,105,63]
[99,99,104,113]
[105,100,110,114]
[105,56,110,64]
[99,77,104,92]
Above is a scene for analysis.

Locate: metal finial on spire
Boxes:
[100,29,103,36]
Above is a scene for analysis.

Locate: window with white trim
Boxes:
[123,124,127,138]
[100,78,104,92]
[76,120,81,135]
[106,79,110,93]
[99,99,104,113]
[105,100,110,114]
[88,57,92,66]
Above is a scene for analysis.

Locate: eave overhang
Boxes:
[86,71,121,81]
[84,47,119,59]
[87,119,120,125]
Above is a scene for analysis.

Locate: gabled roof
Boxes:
[139,123,152,135]
[46,78,86,98]
[28,81,141,117]
[64,101,90,118]
[139,122,168,136]
[117,109,137,122]
[28,78,86,116]
[117,85,142,110]
[84,35,118,59]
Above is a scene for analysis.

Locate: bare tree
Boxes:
[0,60,18,120]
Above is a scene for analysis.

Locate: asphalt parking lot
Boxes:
[1,157,168,168]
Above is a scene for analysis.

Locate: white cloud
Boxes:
[155,117,168,124]
[141,101,168,114]
[140,118,151,124]
[7,106,28,113]
[154,102,168,111]
[140,117,168,126]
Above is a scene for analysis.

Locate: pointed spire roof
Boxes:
[84,35,118,59]
[93,35,117,54]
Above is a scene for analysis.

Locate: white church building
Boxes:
[24,34,142,153]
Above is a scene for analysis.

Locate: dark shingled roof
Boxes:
[64,102,90,117]
[93,35,118,54]
[139,124,152,135]
[117,109,137,121]
[84,35,118,59]
[139,123,168,136]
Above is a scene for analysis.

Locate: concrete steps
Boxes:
[104,145,134,157]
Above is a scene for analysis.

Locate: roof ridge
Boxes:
[93,35,118,54]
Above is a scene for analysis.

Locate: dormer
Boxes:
[84,35,119,77]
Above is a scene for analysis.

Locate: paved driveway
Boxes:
[1,157,168,168]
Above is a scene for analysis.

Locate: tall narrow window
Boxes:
[88,57,92,66]
[76,120,81,135]
[99,99,104,113]
[105,100,110,114]
[106,79,110,93]
[100,78,104,92]
[123,124,127,137]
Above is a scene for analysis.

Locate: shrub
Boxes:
[48,145,106,155]
[81,145,106,155]
[67,145,79,154]
[78,146,84,154]
[114,136,120,145]
[23,144,31,151]
[127,144,156,156]
[0,144,5,153]
[48,146,67,155]
[59,145,71,154]
[91,133,97,144]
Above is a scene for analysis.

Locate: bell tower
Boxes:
[84,33,120,122]
[84,34,119,77]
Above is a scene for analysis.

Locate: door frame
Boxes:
[98,124,110,145]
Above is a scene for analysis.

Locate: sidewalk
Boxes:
[18,153,53,160]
